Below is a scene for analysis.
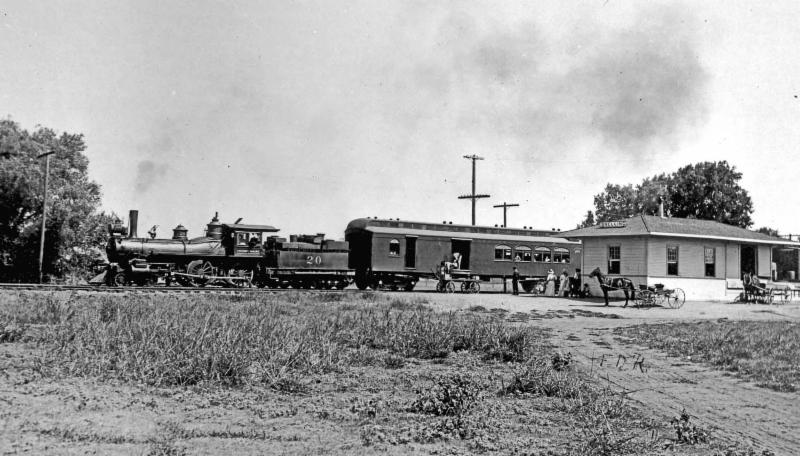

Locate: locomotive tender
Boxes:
[105,210,352,288]
[345,217,582,292]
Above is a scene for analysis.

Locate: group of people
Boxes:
[511,267,583,297]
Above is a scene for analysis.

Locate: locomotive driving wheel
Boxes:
[223,268,254,288]
[186,260,213,287]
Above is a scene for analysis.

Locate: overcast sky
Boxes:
[2,1,799,239]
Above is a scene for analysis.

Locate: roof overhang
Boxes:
[647,231,800,246]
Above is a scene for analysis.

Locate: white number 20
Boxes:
[306,255,322,265]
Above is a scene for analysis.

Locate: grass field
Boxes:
[0,291,753,455]
[616,320,800,393]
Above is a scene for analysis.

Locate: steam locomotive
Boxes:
[104,210,352,289]
[103,209,583,292]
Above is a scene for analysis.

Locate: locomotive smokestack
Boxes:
[129,210,139,238]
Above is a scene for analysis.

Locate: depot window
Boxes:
[608,246,621,274]
[704,247,715,277]
[389,239,400,256]
[533,247,551,263]
[514,246,531,262]
[494,244,512,261]
[553,247,570,263]
[667,246,679,276]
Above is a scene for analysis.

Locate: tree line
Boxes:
[577,161,778,236]
[0,119,114,282]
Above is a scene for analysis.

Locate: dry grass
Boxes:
[616,320,800,392]
[1,291,545,387]
[0,291,743,454]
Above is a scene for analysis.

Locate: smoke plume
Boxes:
[403,4,709,158]
[134,159,169,193]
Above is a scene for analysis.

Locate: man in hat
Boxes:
[511,266,520,295]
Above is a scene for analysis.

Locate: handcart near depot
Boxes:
[433,267,481,294]
[634,283,686,309]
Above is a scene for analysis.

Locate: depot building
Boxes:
[560,215,800,301]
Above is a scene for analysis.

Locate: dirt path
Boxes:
[422,293,800,454]
[539,318,799,456]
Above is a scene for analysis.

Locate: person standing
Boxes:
[560,269,570,297]
[545,269,556,296]
[512,267,520,295]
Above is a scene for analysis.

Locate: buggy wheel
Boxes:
[667,288,686,309]
[633,291,647,308]
[445,281,456,293]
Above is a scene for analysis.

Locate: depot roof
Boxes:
[560,215,800,246]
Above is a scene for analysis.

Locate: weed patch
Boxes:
[617,321,800,392]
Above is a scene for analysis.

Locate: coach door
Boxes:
[451,239,471,270]
[405,236,417,268]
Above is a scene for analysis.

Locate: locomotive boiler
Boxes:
[105,210,352,288]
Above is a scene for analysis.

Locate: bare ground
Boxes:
[1,289,798,455]
[432,292,800,455]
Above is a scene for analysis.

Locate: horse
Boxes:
[588,267,636,307]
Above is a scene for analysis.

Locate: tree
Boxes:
[577,210,595,229]
[0,119,110,282]
[584,161,754,228]
[756,227,780,238]
[668,162,753,228]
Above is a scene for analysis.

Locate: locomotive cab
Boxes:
[222,223,279,257]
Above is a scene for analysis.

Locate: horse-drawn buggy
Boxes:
[739,273,792,304]
[588,267,686,308]
[634,284,686,308]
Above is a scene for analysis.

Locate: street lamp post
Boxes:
[37,151,55,284]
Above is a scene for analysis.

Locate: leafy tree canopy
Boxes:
[0,119,114,282]
[582,161,754,229]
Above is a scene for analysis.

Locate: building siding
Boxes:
[725,243,740,279]
[647,238,725,279]
[758,245,771,278]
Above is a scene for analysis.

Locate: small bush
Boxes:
[409,374,479,417]
[671,409,709,444]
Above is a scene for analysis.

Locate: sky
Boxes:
[2,1,799,240]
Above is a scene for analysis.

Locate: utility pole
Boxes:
[37,150,55,284]
[458,155,490,225]
[493,202,519,227]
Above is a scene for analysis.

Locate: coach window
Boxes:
[667,246,679,276]
[494,244,512,261]
[389,239,400,256]
[515,246,531,262]
[608,246,621,274]
[704,247,715,277]
[533,247,551,263]
[553,247,570,263]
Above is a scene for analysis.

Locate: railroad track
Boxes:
[0,283,358,295]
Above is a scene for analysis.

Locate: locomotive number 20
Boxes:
[306,255,322,265]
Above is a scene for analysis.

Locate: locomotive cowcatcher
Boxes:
[104,210,352,288]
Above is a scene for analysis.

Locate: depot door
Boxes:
[741,245,756,277]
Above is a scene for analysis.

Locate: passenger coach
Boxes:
[345,218,582,291]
